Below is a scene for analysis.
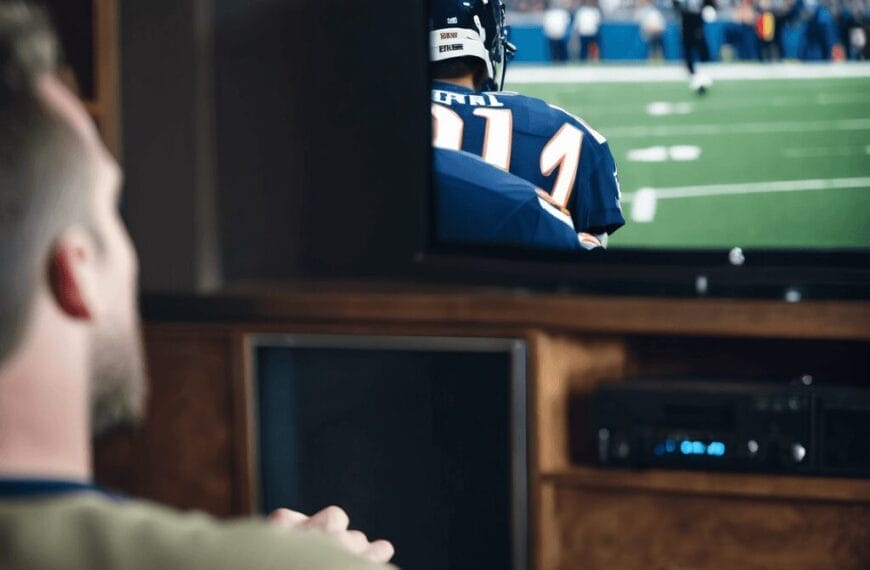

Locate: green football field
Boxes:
[511,73,870,250]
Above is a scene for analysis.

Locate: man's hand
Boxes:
[269,506,395,564]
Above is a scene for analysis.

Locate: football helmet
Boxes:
[430,0,517,91]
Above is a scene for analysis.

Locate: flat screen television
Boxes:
[208,0,869,299]
[422,2,870,300]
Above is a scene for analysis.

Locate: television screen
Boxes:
[427,0,870,297]
[253,335,529,570]
[201,0,867,297]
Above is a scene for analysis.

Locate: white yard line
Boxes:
[602,118,870,138]
[507,63,870,84]
[622,177,870,223]
[622,177,870,202]
[537,93,867,120]
[781,146,870,158]
[816,94,870,105]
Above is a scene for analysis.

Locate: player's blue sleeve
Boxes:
[538,104,624,236]
[585,143,626,235]
[433,148,584,252]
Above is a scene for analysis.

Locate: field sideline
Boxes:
[506,64,870,250]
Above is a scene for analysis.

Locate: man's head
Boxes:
[0,1,146,436]
[429,0,516,91]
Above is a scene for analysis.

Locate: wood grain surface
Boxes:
[94,289,870,570]
[142,287,870,341]
[549,484,870,570]
[94,0,120,157]
[530,332,627,474]
[542,466,870,503]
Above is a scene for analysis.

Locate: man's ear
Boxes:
[48,228,98,322]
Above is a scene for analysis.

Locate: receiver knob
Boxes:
[791,443,807,463]
[747,440,759,457]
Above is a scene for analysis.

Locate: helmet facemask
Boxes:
[485,1,516,91]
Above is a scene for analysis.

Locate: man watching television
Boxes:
[0,2,393,568]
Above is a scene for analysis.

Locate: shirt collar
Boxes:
[0,478,105,499]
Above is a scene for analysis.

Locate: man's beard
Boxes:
[88,312,148,437]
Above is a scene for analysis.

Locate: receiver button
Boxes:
[747,440,760,457]
[791,443,807,463]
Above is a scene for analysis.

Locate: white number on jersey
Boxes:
[431,103,584,210]
[540,123,584,209]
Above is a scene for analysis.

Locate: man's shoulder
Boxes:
[486,89,555,117]
[434,147,533,193]
[0,493,391,570]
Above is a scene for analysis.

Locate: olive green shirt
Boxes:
[0,492,396,570]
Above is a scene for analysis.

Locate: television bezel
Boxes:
[417,229,870,299]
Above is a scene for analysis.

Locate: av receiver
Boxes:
[590,380,870,477]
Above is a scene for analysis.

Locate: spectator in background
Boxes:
[728,0,759,59]
[636,0,667,60]
[773,0,798,59]
[597,0,624,18]
[544,0,573,61]
[506,0,548,12]
[800,0,838,59]
[775,0,807,57]
[574,0,604,59]
[838,0,867,59]
[756,0,781,60]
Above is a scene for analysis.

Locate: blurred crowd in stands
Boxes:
[507,0,869,61]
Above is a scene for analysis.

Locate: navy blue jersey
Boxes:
[431,80,624,235]
[434,147,585,251]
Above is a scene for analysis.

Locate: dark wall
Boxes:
[121,0,428,292]
[212,0,428,282]
[120,0,221,292]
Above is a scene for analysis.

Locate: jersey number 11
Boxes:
[432,104,584,210]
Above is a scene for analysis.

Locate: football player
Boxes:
[434,147,606,251]
[430,0,625,248]
[673,0,716,93]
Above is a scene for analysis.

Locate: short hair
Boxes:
[0,1,93,364]
[430,56,488,90]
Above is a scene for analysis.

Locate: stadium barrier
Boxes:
[509,21,825,63]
